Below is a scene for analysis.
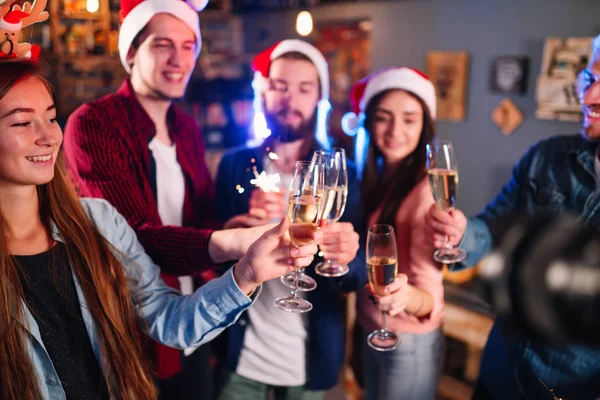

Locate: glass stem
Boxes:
[445,234,452,249]
[291,268,302,298]
[381,310,388,332]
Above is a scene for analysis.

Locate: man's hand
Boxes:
[424,204,468,249]
[224,189,287,229]
[233,216,321,294]
[249,189,287,222]
[319,222,360,265]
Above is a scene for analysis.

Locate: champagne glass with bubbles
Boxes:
[314,148,349,277]
[426,139,467,264]
[366,224,400,351]
[274,161,324,312]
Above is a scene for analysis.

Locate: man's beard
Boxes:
[265,108,317,143]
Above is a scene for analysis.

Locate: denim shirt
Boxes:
[20,198,256,399]
[457,135,600,399]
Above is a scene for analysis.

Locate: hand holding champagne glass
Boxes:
[313,148,350,277]
[426,139,467,264]
[274,161,324,312]
[366,224,400,351]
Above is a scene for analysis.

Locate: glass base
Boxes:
[280,273,317,292]
[315,261,349,277]
[273,296,313,313]
[367,329,400,351]
[433,247,467,264]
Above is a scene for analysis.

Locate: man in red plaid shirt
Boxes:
[63,0,267,398]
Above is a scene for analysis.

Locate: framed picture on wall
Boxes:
[535,36,593,122]
[426,51,470,121]
[491,56,529,94]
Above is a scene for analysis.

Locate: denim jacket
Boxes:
[457,135,600,399]
[23,198,256,399]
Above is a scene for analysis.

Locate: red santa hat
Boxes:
[0,9,29,32]
[249,39,331,149]
[342,67,437,178]
[118,0,208,73]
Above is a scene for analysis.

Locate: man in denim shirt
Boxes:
[425,35,600,400]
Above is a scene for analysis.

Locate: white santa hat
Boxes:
[0,9,29,31]
[249,39,331,149]
[341,67,437,178]
[118,0,208,74]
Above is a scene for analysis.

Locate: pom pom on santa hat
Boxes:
[249,39,332,149]
[118,0,208,73]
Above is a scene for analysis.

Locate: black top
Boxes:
[16,243,110,400]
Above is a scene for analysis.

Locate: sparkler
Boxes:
[250,170,281,193]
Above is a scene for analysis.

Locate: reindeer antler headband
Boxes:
[0,0,49,62]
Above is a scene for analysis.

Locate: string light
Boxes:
[86,0,99,13]
[296,11,313,37]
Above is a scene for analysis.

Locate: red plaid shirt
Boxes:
[63,79,221,378]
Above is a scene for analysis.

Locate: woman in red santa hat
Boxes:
[343,67,445,400]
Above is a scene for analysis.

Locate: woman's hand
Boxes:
[233,216,321,295]
[368,275,411,316]
[368,275,433,317]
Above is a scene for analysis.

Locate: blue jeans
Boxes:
[363,328,444,400]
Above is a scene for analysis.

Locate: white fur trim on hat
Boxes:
[118,0,202,74]
[270,39,329,100]
[0,20,21,31]
[360,68,437,118]
[249,40,331,148]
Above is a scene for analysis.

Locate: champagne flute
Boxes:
[314,148,349,277]
[366,224,400,351]
[279,157,322,291]
[274,161,324,312]
[426,139,467,264]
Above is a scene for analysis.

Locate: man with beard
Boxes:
[213,40,364,400]
[62,0,283,398]
[425,34,600,400]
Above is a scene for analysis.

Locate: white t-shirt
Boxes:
[235,158,308,386]
[148,138,193,295]
[148,137,197,356]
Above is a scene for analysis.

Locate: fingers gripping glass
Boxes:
[425,139,467,264]
[314,148,350,277]
[274,161,324,313]
[366,224,400,351]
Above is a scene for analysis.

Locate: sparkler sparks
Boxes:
[250,170,281,193]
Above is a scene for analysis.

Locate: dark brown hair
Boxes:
[361,89,436,227]
[0,61,156,399]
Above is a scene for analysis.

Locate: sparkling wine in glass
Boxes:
[366,224,400,351]
[426,139,466,264]
[274,161,324,312]
[314,148,349,277]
